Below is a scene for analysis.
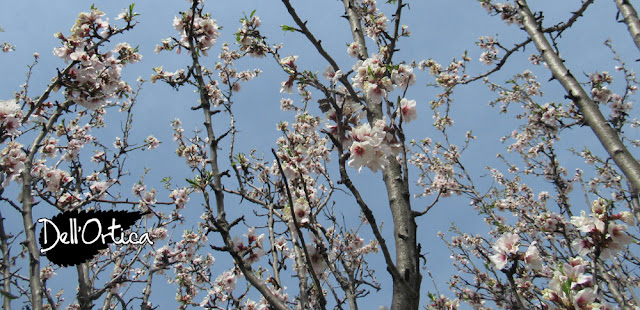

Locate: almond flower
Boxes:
[489,232,520,270]
[523,242,543,271]
[348,122,392,173]
[400,98,417,123]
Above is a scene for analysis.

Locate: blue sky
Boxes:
[1,0,639,308]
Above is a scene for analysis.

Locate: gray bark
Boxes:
[21,100,72,310]
[614,0,640,53]
[77,263,93,310]
[21,165,43,310]
[0,210,12,310]
[341,1,421,309]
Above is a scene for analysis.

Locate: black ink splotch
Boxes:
[38,210,143,267]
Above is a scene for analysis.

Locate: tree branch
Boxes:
[516,0,640,211]
[614,0,640,53]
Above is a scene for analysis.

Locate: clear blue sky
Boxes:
[1,0,638,308]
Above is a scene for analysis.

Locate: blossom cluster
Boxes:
[422,57,468,123]
[31,163,74,194]
[410,138,464,198]
[0,99,22,137]
[58,123,96,161]
[489,232,542,270]
[351,54,394,104]
[236,13,267,58]
[543,257,614,309]
[0,141,26,187]
[170,187,190,209]
[239,286,290,310]
[271,112,330,192]
[158,10,220,55]
[53,8,141,110]
[479,0,522,25]
[153,231,211,270]
[232,227,266,265]
[173,120,207,169]
[477,36,499,65]
[353,0,389,41]
[569,198,634,259]
[589,71,633,118]
[279,55,298,94]
[347,119,399,173]
[215,43,262,95]
[2,42,15,53]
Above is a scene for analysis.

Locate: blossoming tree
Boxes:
[1,0,639,309]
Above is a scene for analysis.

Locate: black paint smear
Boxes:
[38,210,143,267]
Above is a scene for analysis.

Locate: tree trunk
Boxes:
[341,1,421,308]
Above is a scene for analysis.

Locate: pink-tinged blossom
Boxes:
[351,54,394,103]
[571,238,593,257]
[364,12,388,40]
[570,210,605,234]
[477,36,499,65]
[529,53,543,65]
[131,183,145,197]
[489,232,520,270]
[348,122,392,173]
[523,242,543,271]
[479,49,499,65]
[40,266,55,280]
[113,137,123,149]
[564,258,592,288]
[400,24,411,36]
[1,141,27,186]
[245,227,265,248]
[145,135,160,149]
[42,168,74,193]
[617,211,635,226]
[493,232,520,255]
[608,222,633,246]
[400,98,418,123]
[292,199,311,225]
[41,138,59,158]
[0,99,22,136]
[170,11,220,55]
[50,9,141,110]
[58,192,81,208]
[322,65,343,84]
[573,288,597,309]
[215,270,238,292]
[489,251,509,270]
[305,244,328,275]
[233,235,248,253]
[2,42,15,53]
[365,82,386,104]
[176,144,204,168]
[243,300,258,310]
[280,98,294,111]
[347,42,359,58]
[140,188,157,207]
[391,64,416,90]
[170,187,190,209]
[280,77,295,94]
[280,55,298,70]
[543,258,594,306]
[150,227,168,241]
[61,139,84,161]
[87,180,115,199]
